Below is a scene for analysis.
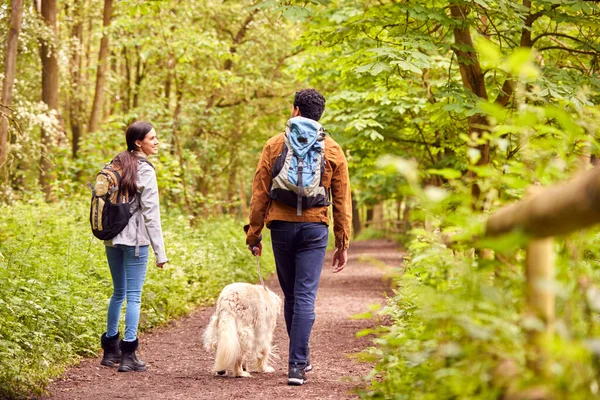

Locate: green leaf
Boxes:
[502,47,539,78]
[426,168,463,180]
[356,62,391,76]
[351,311,373,320]
[475,37,501,68]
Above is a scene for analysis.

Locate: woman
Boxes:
[100,121,168,372]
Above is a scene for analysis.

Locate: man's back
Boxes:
[246,132,351,250]
[245,88,351,386]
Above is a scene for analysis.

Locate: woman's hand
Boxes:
[156,262,166,269]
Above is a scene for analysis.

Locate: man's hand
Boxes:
[248,242,263,256]
[332,248,348,273]
[156,262,166,269]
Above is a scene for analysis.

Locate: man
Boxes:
[245,88,352,386]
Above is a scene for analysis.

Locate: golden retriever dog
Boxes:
[203,282,281,377]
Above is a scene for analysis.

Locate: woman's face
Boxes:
[135,128,159,156]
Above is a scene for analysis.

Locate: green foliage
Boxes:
[285,0,600,210]
[355,226,391,242]
[3,0,600,398]
[0,0,302,212]
[0,197,273,399]
[354,85,600,399]
[280,0,600,396]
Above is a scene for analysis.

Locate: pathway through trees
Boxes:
[45,240,402,400]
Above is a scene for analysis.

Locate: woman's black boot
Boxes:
[100,332,121,367]
[118,338,147,372]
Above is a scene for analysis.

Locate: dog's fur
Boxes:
[203,283,281,377]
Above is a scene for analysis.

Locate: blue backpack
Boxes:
[269,117,330,216]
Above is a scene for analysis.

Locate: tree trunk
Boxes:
[521,0,534,48]
[165,56,173,109]
[121,46,131,112]
[372,203,384,231]
[227,167,238,216]
[351,196,361,238]
[239,178,248,218]
[450,4,490,202]
[366,206,374,228]
[171,75,192,215]
[39,0,59,201]
[0,0,24,170]
[132,46,146,109]
[525,238,555,372]
[108,50,117,116]
[84,17,93,87]
[69,1,84,159]
[450,5,488,100]
[402,199,411,231]
[88,0,113,133]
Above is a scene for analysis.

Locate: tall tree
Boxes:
[69,1,85,159]
[39,0,59,200]
[0,0,24,171]
[88,0,114,133]
[290,0,600,210]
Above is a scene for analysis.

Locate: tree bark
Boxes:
[239,178,248,218]
[495,0,536,108]
[109,50,118,116]
[450,5,487,100]
[171,74,192,215]
[372,203,384,231]
[132,46,146,109]
[366,206,374,228]
[486,167,600,238]
[525,237,555,372]
[88,0,113,133]
[450,4,491,201]
[352,195,361,238]
[402,198,411,232]
[39,0,59,201]
[165,56,173,109]
[223,10,259,71]
[227,165,238,216]
[69,1,84,159]
[0,0,24,170]
[121,46,131,112]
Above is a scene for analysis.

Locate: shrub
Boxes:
[0,196,273,398]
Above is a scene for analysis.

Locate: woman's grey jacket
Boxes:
[106,157,168,264]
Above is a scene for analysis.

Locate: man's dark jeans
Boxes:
[269,221,328,365]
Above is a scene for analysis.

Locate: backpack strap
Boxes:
[297,157,304,216]
[272,142,287,179]
[135,210,141,257]
[138,157,154,169]
[134,157,152,257]
[112,169,123,203]
[98,170,119,198]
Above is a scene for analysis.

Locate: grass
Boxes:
[0,196,274,399]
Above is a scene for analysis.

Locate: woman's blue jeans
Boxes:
[105,245,149,342]
[269,221,328,365]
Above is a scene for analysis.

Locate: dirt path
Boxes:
[44,240,402,400]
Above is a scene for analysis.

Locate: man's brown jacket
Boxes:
[246,132,352,250]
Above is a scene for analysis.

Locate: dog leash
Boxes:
[255,254,266,290]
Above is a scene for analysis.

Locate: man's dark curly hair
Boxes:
[293,89,326,122]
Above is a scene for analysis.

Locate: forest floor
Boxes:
[43,239,403,400]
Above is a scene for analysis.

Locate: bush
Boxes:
[0,196,273,399]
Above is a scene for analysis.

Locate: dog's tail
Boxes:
[212,312,240,373]
[203,313,219,352]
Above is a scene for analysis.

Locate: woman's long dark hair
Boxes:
[111,121,154,198]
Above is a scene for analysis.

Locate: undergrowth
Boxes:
[0,196,274,399]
